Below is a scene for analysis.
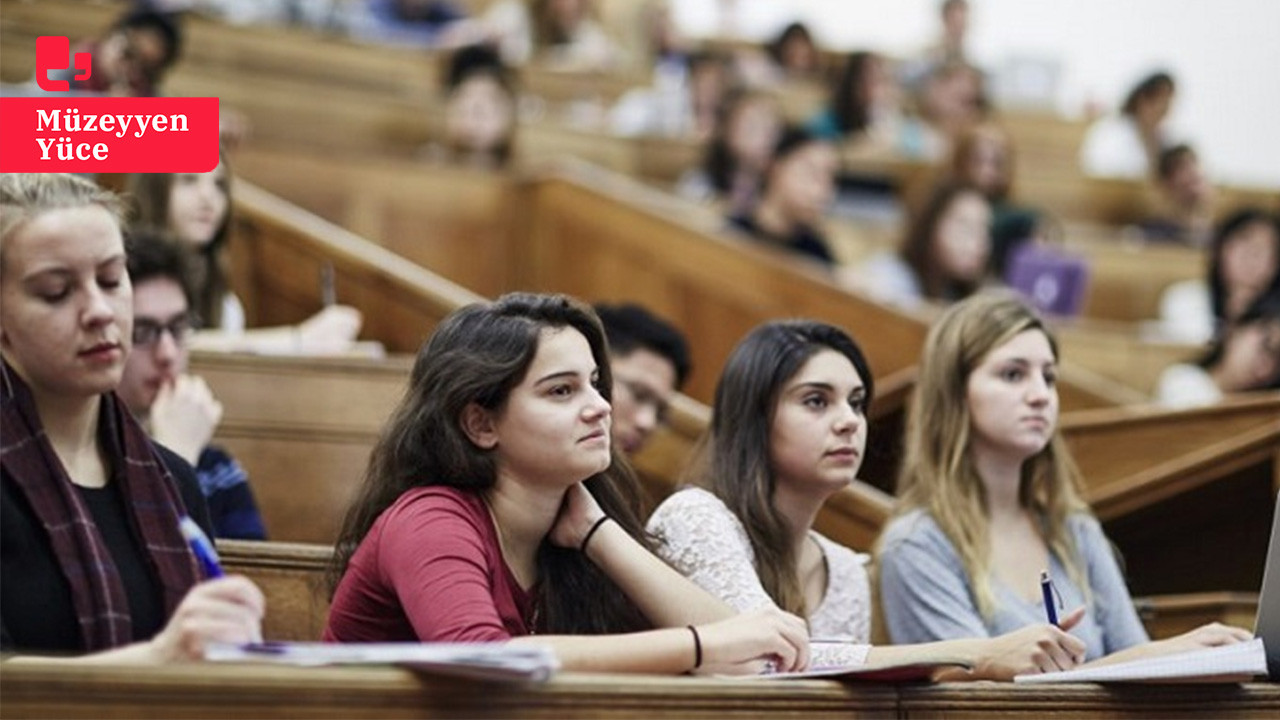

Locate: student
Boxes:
[876,291,1251,661]
[116,234,268,540]
[727,127,839,267]
[856,181,992,307]
[594,303,690,456]
[435,44,517,169]
[1139,144,1215,247]
[648,319,1090,678]
[949,122,1043,276]
[0,173,263,660]
[1156,290,1280,408]
[902,60,987,161]
[67,8,183,97]
[128,158,363,354]
[1158,208,1280,343]
[324,293,809,674]
[1080,71,1177,179]
[807,51,899,150]
[765,22,821,82]
[610,50,730,140]
[677,88,783,216]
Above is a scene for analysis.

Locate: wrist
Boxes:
[579,516,611,555]
[687,625,703,673]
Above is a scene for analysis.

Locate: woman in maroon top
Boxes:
[325,293,809,674]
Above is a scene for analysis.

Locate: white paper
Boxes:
[205,641,560,682]
[1014,638,1266,684]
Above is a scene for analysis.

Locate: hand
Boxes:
[146,575,265,662]
[296,305,362,355]
[693,607,811,676]
[975,606,1088,680]
[548,483,606,550]
[150,375,223,465]
[1155,622,1254,656]
[1079,620,1254,670]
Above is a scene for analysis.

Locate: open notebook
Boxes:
[1014,638,1267,684]
[205,642,559,682]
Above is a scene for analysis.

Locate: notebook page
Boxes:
[1014,638,1265,683]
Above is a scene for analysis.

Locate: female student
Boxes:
[648,319,1089,678]
[1080,71,1176,179]
[807,51,899,150]
[949,122,1044,276]
[856,181,992,306]
[324,293,809,674]
[876,291,1251,661]
[727,127,839,267]
[0,173,263,661]
[127,157,362,355]
[678,88,783,217]
[1157,289,1280,408]
[1159,208,1280,343]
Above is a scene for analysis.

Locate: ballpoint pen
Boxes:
[179,516,224,579]
[1040,570,1059,627]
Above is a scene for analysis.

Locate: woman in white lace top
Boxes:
[648,320,1090,679]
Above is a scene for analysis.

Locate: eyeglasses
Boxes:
[615,376,671,426]
[132,315,197,348]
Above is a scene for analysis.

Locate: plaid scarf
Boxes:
[0,360,201,651]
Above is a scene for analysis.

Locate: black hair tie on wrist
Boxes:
[687,625,703,670]
[580,516,611,554]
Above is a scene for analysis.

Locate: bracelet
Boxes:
[687,625,703,670]
[579,516,611,554]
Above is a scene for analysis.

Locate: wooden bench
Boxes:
[1062,392,1280,595]
[190,351,408,544]
[219,539,332,642]
[229,179,485,354]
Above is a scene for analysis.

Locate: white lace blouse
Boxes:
[648,487,873,668]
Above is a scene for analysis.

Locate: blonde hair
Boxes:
[888,291,1090,618]
[1,174,124,267]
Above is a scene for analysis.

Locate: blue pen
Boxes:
[1040,570,1059,626]
[179,516,225,579]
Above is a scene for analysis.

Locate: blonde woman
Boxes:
[1,173,263,661]
[876,291,1250,662]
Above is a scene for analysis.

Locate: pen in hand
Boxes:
[1040,570,1059,627]
[179,516,224,579]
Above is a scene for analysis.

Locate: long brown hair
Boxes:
[888,291,1089,618]
[691,320,874,618]
[328,293,651,635]
[126,153,232,328]
[900,180,989,301]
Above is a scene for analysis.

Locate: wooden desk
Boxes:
[896,683,1280,719]
[2,663,1275,720]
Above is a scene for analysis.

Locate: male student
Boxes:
[594,303,691,456]
[117,234,267,540]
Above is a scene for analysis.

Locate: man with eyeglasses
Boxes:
[116,234,266,540]
[594,303,691,456]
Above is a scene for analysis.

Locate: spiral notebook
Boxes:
[1013,638,1266,684]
